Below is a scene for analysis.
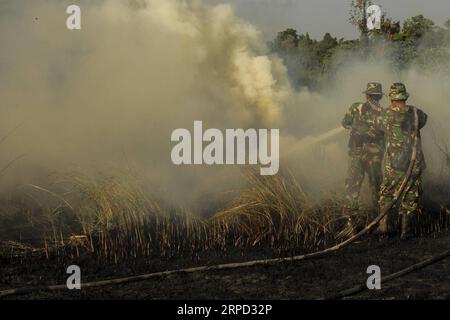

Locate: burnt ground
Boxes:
[1,231,449,300]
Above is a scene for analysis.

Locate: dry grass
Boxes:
[1,167,448,262]
[56,170,213,260]
[1,168,352,260]
[214,168,348,251]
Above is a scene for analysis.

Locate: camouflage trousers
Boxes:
[379,164,423,217]
[344,147,383,211]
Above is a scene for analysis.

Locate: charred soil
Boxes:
[1,231,449,300]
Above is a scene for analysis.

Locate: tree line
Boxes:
[269,1,450,90]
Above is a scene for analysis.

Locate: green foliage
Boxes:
[270,13,450,90]
[270,31,341,89]
[402,15,435,40]
[274,28,299,50]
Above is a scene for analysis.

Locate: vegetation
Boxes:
[269,3,450,89]
[1,169,351,260]
[1,167,447,263]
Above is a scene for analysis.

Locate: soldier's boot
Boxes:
[400,213,414,240]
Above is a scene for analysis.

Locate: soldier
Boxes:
[377,83,428,239]
[342,82,385,230]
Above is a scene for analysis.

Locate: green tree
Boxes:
[274,28,299,50]
[402,15,435,40]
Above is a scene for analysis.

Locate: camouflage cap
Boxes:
[389,82,410,101]
[363,82,383,96]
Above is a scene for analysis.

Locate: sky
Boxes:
[210,0,450,40]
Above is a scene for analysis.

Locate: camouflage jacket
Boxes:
[342,101,385,152]
[377,105,428,172]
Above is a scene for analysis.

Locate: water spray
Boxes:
[285,127,345,157]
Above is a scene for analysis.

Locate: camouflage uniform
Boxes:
[376,83,428,238]
[342,83,385,215]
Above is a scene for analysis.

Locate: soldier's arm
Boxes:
[418,109,428,129]
[342,103,358,129]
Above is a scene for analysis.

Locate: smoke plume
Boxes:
[0,0,448,210]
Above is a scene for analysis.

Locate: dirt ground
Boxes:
[1,230,449,300]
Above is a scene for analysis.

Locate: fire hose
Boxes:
[327,247,450,299]
[1,107,448,299]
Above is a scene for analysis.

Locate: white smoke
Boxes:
[0,0,291,208]
[0,0,448,210]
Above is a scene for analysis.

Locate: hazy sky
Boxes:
[211,0,450,40]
